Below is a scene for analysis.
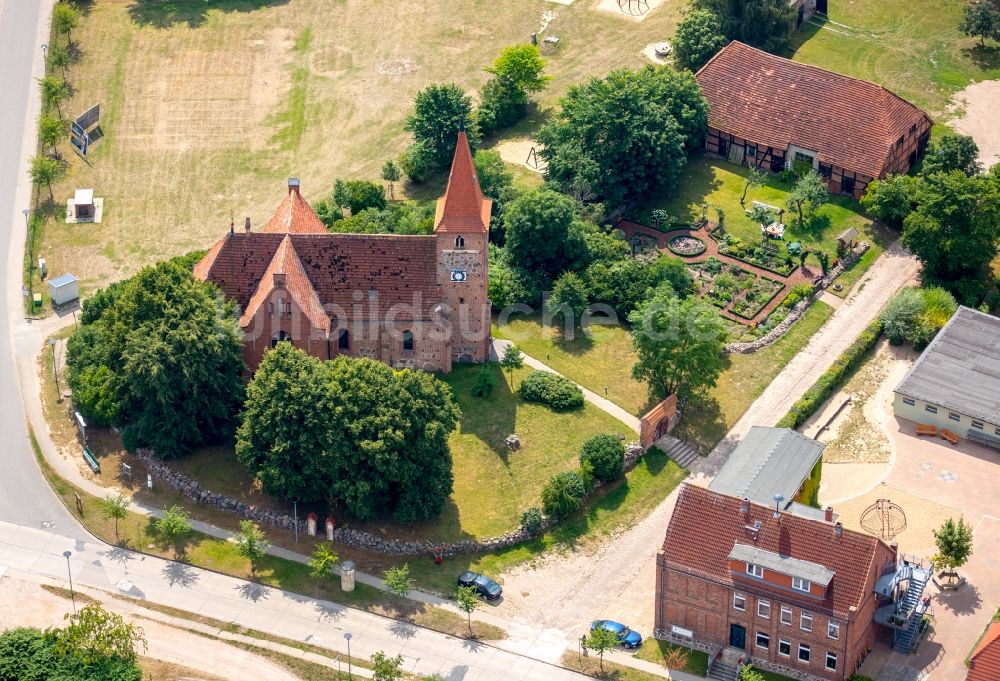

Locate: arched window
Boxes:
[402,329,414,352]
[338,330,349,350]
[271,330,292,348]
[455,236,465,249]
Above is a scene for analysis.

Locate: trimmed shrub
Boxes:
[520,370,584,411]
[777,319,882,428]
[579,434,625,482]
[520,507,543,534]
[541,471,587,518]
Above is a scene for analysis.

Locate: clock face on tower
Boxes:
[450,269,468,282]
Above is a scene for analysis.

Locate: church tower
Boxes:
[434,132,491,363]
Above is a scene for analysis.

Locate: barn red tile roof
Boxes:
[967,621,1000,681]
[695,41,932,179]
[239,235,331,333]
[661,484,895,619]
[262,181,329,234]
[434,131,491,233]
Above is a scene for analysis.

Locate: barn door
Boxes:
[817,0,828,14]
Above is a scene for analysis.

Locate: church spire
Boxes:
[434,131,491,233]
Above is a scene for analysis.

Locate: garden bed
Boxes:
[712,230,798,277]
[690,260,782,320]
[667,233,706,257]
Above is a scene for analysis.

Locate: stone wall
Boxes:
[135,442,647,557]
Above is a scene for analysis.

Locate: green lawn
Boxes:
[636,156,882,262]
[829,246,880,297]
[632,640,709,676]
[789,0,1000,114]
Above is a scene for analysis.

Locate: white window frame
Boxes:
[925,404,938,414]
[971,420,983,430]
[800,612,813,632]
[792,577,811,593]
[948,412,961,422]
[747,563,764,578]
[758,600,771,619]
[780,605,792,625]
[828,621,840,640]
[902,397,915,406]
[826,652,837,671]
[778,639,791,657]
[756,632,770,650]
[798,643,811,663]
[733,592,746,611]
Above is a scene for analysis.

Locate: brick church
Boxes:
[194,132,490,373]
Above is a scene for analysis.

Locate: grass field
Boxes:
[38,0,683,297]
[632,640,709,676]
[789,0,1000,115]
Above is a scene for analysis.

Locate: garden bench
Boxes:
[940,429,959,445]
[82,446,100,473]
[915,424,937,437]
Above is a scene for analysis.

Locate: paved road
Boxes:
[0,0,79,536]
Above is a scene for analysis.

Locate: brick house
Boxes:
[695,41,932,199]
[655,484,904,680]
[967,621,1000,681]
[194,132,490,373]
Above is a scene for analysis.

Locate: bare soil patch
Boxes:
[595,0,668,21]
[950,79,1000,169]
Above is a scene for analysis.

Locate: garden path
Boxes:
[617,219,818,325]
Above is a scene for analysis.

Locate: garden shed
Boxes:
[48,273,79,306]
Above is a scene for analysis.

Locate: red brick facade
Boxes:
[655,485,897,680]
[195,133,490,374]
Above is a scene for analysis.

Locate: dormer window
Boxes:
[792,577,811,593]
[746,563,764,578]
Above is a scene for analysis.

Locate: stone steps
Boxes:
[655,435,701,470]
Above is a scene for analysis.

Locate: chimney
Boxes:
[244,217,251,233]
[288,177,300,195]
[740,497,750,515]
[835,522,843,538]
[824,506,834,522]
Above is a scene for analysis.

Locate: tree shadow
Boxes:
[674,392,727,453]
[161,560,199,588]
[461,637,485,653]
[933,580,981,616]
[104,545,136,568]
[127,0,290,29]
[235,581,271,602]
[964,44,1000,70]
[450,364,517,457]
[388,619,418,640]
[315,601,346,623]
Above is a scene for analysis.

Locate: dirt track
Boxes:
[950,79,1000,169]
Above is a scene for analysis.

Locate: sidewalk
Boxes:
[0,520,589,681]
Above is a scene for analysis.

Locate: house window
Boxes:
[828,621,840,640]
[758,600,770,619]
[780,606,792,625]
[800,612,813,632]
[733,593,746,611]
[756,632,770,650]
[402,330,414,352]
[902,397,915,406]
[455,236,465,248]
[779,639,791,657]
[819,163,833,179]
[285,302,292,316]
[996,426,1000,436]
[338,330,349,350]
[826,652,837,671]
[270,331,292,348]
[794,151,814,166]
[896,135,904,147]
[792,577,811,593]
[269,302,274,317]
[747,563,764,578]
[798,644,811,663]
[746,144,757,158]
[841,175,855,194]
[948,412,960,422]
[368,289,377,301]
[925,405,938,414]
[910,123,918,134]
[971,421,983,430]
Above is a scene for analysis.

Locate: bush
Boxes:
[471,365,497,398]
[777,320,882,428]
[520,507,543,534]
[580,434,626,482]
[519,370,584,411]
[541,471,587,518]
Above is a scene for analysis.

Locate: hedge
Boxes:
[777,319,882,429]
[520,370,585,411]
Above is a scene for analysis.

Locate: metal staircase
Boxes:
[873,556,933,653]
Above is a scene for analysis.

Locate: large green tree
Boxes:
[404,84,478,172]
[629,284,726,400]
[960,1,1000,47]
[860,174,918,228]
[673,9,729,70]
[692,0,798,53]
[333,179,386,214]
[786,170,829,228]
[478,44,549,135]
[66,259,245,458]
[933,517,974,575]
[921,134,983,177]
[236,343,460,522]
[0,624,143,681]
[549,271,589,329]
[28,155,66,200]
[503,188,588,279]
[537,66,708,205]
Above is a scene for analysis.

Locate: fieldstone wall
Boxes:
[135,441,647,557]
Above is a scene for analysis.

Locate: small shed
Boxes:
[48,273,79,306]
[74,189,95,220]
[836,227,859,254]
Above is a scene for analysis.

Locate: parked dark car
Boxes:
[457,571,502,600]
[590,620,643,649]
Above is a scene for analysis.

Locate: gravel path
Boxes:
[950,79,1000,169]
[492,241,920,647]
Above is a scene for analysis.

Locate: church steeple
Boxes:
[433,131,491,233]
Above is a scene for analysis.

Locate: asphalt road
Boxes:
[0,0,82,537]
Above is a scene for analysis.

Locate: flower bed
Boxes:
[712,231,798,277]
[728,276,784,319]
[667,234,706,257]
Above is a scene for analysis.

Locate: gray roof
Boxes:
[730,543,835,586]
[787,501,836,522]
[894,306,1000,425]
[48,273,78,288]
[837,227,858,241]
[709,427,825,506]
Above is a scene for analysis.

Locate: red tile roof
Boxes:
[239,235,331,333]
[262,183,329,234]
[661,484,895,618]
[695,41,932,179]
[434,131,491,233]
[968,621,1000,681]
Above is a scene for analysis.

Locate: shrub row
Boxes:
[520,370,584,411]
[777,319,882,429]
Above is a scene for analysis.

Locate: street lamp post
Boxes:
[293,500,298,543]
[344,632,352,679]
[62,551,76,616]
[41,43,47,60]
